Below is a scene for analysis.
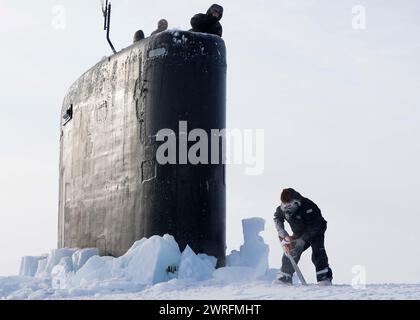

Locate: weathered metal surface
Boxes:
[58,31,227,265]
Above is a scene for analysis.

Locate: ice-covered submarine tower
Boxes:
[58,30,227,265]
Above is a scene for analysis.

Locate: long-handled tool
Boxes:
[281,238,307,286]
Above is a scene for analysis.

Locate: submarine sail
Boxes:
[58,31,227,266]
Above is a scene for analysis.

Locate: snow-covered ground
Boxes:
[2,275,420,300]
[1,217,419,300]
[78,282,420,300]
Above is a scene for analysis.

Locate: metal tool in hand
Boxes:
[280,237,308,286]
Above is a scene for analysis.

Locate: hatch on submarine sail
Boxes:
[58,30,227,266]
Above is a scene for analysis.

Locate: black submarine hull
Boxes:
[59,31,227,265]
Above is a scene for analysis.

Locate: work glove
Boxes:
[281,235,294,255]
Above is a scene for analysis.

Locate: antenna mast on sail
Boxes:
[101,0,117,54]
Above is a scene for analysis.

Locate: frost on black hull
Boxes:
[58,31,227,266]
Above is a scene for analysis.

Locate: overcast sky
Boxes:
[1,0,420,284]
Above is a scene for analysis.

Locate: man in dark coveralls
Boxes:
[274,188,333,285]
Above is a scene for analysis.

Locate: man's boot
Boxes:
[275,272,293,285]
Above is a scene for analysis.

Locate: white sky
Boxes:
[1,0,420,284]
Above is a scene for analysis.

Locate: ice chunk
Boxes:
[225,250,240,266]
[178,246,215,281]
[51,257,74,289]
[123,234,181,284]
[242,218,265,243]
[71,234,182,288]
[226,218,269,277]
[113,238,147,269]
[72,248,99,271]
[70,255,116,288]
[198,253,218,269]
[45,248,78,274]
[35,257,48,278]
[19,255,48,277]
[127,238,147,253]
